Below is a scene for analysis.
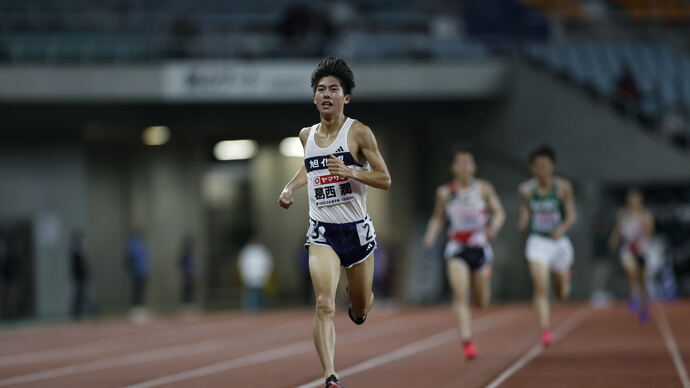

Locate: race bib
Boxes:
[356,218,376,246]
[451,209,487,230]
[532,211,561,232]
[306,221,327,244]
[312,174,356,207]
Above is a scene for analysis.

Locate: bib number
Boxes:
[356,218,376,246]
[306,221,326,244]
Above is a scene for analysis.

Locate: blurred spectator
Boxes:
[327,0,359,32]
[430,13,462,38]
[581,0,608,23]
[0,229,21,320]
[169,14,200,59]
[279,4,314,43]
[179,234,197,307]
[70,230,89,320]
[278,3,334,56]
[379,238,400,299]
[127,230,150,321]
[614,66,640,114]
[238,236,273,310]
[373,241,389,298]
[660,106,690,149]
[298,246,312,305]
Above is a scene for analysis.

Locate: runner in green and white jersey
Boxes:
[518,145,577,347]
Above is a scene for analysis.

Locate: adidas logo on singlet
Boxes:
[335,146,345,153]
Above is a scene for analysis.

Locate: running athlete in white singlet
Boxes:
[424,146,505,360]
[277,58,391,388]
[609,188,654,323]
[518,145,576,347]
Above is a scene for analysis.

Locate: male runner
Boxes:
[278,58,391,388]
[518,145,577,347]
[609,188,654,323]
[424,145,505,359]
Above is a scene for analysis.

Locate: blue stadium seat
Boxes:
[428,37,488,60]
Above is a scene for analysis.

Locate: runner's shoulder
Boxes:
[436,184,452,200]
[518,179,536,196]
[556,176,574,195]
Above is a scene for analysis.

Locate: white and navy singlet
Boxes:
[304,117,370,224]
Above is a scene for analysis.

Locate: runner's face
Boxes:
[626,191,643,209]
[451,152,476,179]
[313,76,350,116]
[530,156,554,180]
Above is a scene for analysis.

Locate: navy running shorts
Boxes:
[305,216,377,268]
[444,240,493,272]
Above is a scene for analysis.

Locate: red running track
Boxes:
[0,301,688,388]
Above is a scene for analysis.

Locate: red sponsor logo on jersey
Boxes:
[314,175,348,185]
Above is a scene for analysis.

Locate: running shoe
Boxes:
[347,307,367,325]
[463,341,477,360]
[639,307,649,324]
[540,329,553,347]
[325,374,344,388]
[628,297,640,314]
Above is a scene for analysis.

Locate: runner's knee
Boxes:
[533,280,548,297]
[315,295,335,318]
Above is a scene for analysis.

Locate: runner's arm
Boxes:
[517,184,531,233]
[552,180,577,239]
[643,210,655,237]
[326,124,391,190]
[482,181,505,239]
[424,186,449,248]
[278,128,310,209]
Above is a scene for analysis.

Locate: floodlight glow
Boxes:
[279,137,304,157]
[213,140,258,160]
[142,126,170,146]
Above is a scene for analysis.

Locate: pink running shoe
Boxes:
[463,341,477,360]
[540,330,553,347]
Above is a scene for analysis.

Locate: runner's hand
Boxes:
[327,155,351,178]
[278,188,293,209]
[517,219,528,233]
[423,234,435,249]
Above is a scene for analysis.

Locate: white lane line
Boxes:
[485,307,591,388]
[0,317,260,358]
[0,318,301,367]
[0,310,405,387]
[295,310,517,388]
[126,341,315,388]
[122,311,442,388]
[0,320,309,386]
[655,304,690,388]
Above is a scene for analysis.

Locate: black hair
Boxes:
[450,143,474,162]
[627,187,643,199]
[528,144,556,164]
[311,58,355,95]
